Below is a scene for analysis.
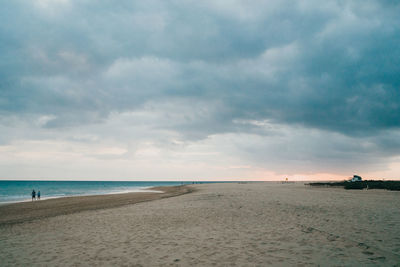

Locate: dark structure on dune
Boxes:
[308,175,400,191]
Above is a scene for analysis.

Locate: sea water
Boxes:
[0,181,191,204]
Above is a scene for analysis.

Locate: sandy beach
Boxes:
[0,186,191,226]
[1,182,399,266]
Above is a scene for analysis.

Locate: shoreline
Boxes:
[0,185,193,226]
[0,187,164,206]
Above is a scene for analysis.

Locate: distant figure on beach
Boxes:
[32,189,36,201]
[38,191,41,200]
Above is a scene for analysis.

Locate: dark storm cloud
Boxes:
[1,0,400,174]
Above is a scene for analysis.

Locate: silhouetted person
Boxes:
[32,190,36,201]
[37,191,41,200]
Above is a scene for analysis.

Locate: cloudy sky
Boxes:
[1,0,399,181]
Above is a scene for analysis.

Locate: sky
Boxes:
[0,0,399,181]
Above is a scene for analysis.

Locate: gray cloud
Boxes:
[1,0,400,177]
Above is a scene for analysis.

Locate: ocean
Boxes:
[0,180,192,204]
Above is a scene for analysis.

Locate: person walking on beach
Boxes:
[32,189,36,201]
[37,191,41,200]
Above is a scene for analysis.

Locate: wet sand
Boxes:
[0,182,399,266]
[0,186,192,226]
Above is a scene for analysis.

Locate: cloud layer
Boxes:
[1,0,400,179]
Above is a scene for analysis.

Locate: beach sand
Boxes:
[0,182,399,266]
[0,186,191,226]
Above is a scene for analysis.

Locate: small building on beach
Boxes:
[351,175,362,182]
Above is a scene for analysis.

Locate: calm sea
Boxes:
[0,181,193,204]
